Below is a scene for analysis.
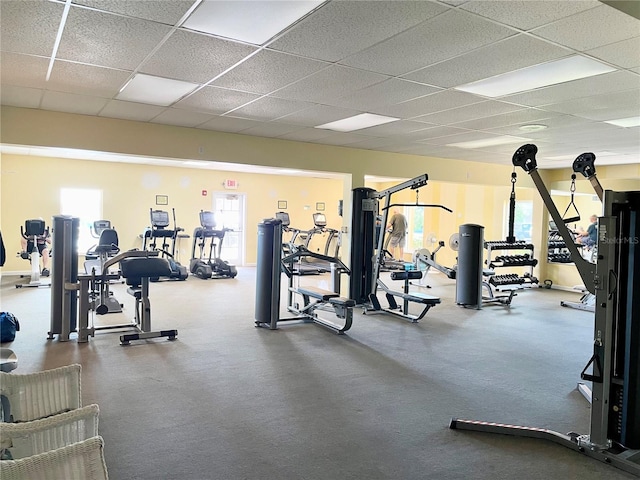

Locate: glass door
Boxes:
[213,193,245,265]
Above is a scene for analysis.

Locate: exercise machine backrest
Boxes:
[22,219,46,239]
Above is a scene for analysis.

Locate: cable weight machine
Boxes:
[450,144,640,477]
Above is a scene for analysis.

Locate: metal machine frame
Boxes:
[450,144,640,476]
[365,175,450,322]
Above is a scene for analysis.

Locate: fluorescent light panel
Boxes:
[116,74,198,107]
[455,55,616,98]
[446,135,530,149]
[183,0,324,45]
[315,113,400,132]
[604,116,640,128]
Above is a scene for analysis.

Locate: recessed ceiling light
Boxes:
[446,135,531,149]
[183,0,325,45]
[315,113,400,132]
[519,124,547,132]
[604,116,640,128]
[455,55,616,98]
[116,74,199,107]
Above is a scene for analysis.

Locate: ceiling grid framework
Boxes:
[0,0,638,170]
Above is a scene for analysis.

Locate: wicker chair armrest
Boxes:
[1,404,99,459]
[0,435,108,480]
[0,364,82,422]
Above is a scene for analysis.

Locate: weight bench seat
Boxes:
[296,286,339,301]
[120,257,171,286]
[386,290,441,305]
[329,297,356,307]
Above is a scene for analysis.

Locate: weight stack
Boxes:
[456,224,484,309]
[349,187,377,304]
[255,218,283,329]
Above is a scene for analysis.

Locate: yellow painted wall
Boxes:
[1,106,638,289]
[0,154,344,272]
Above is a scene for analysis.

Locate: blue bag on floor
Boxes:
[0,312,20,343]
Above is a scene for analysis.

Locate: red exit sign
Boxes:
[224,179,238,190]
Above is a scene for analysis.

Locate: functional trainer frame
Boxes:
[450,144,640,477]
[351,175,449,322]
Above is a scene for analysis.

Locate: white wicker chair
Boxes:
[1,404,99,459]
[0,436,108,480]
[0,364,82,422]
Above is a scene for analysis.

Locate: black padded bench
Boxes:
[368,270,441,322]
[118,257,177,345]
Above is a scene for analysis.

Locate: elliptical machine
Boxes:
[142,208,189,281]
[189,210,237,279]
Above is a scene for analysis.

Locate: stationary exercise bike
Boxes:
[84,220,124,314]
[16,219,51,289]
[189,210,237,279]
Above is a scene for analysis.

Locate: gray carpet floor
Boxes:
[1,268,636,480]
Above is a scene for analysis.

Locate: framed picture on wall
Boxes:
[156,195,169,206]
[278,200,287,210]
[316,202,325,211]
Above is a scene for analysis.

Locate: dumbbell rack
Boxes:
[484,241,538,289]
[547,229,574,263]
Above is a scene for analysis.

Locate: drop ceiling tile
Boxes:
[228,97,312,121]
[586,37,640,69]
[277,128,334,143]
[0,85,43,108]
[47,61,131,98]
[537,89,640,117]
[272,65,388,104]
[344,137,408,150]
[531,5,640,51]
[197,116,261,133]
[150,108,214,127]
[72,0,195,25]
[312,132,371,146]
[275,104,364,127]
[175,86,261,115]
[402,34,571,88]
[99,100,166,121]
[408,125,474,142]
[41,90,109,115]
[239,122,303,138]
[0,53,49,89]
[374,90,484,119]
[354,120,435,137]
[502,71,640,107]
[212,50,328,95]
[268,0,448,62]
[413,100,524,125]
[418,130,528,146]
[141,30,258,84]
[324,78,442,111]
[451,108,561,130]
[485,114,592,136]
[0,0,63,56]
[460,0,599,31]
[340,10,515,76]
[57,7,172,70]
